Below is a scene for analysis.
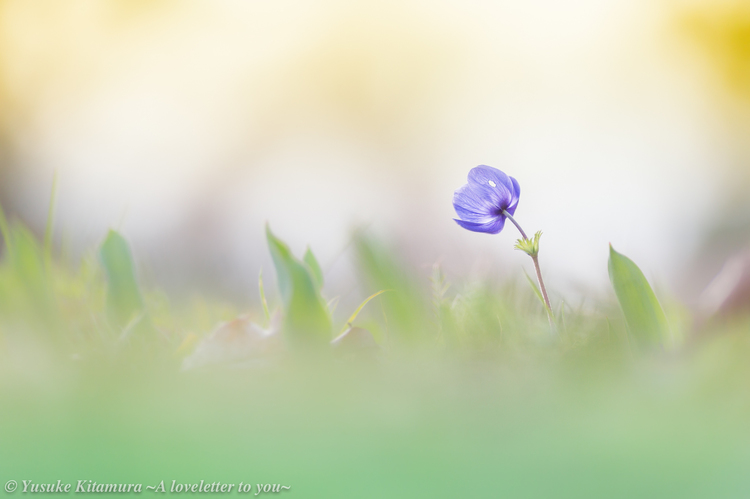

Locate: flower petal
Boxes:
[468,165,514,192]
[506,176,521,213]
[466,165,514,212]
[453,217,506,234]
[453,183,504,222]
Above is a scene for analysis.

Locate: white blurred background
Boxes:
[1,0,749,306]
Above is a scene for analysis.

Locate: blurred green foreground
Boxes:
[1,209,750,499]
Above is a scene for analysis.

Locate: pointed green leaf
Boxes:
[43,170,58,263]
[0,223,57,327]
[9,225,50,307]
[0,202,12,259]
[100,230,143,327]
[266,225,331,346]
[303,246,324,289]
[9,225,45,284]
[608,245,669,348]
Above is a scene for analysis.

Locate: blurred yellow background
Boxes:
[0,0,748,304]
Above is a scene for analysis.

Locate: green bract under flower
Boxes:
[514,231,543,257]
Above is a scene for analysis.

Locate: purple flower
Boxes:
[453,165,521,234]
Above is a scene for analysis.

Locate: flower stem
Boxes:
[503,211,528,240]
[502,210,554,326]
[530,254,553,322]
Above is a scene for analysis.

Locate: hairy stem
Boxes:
[503,211,528,240]
[531,255,553,321]
[503,210,554,327]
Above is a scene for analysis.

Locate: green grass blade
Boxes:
[266,224,331,346]
[303,246,324,289]
[608,244,669,348]
[340,290,388,335]
[353,232,427,342]
[523,270,545,308]
[258,268,271,326]
[327,296,340,316]
[100,230,144,327]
